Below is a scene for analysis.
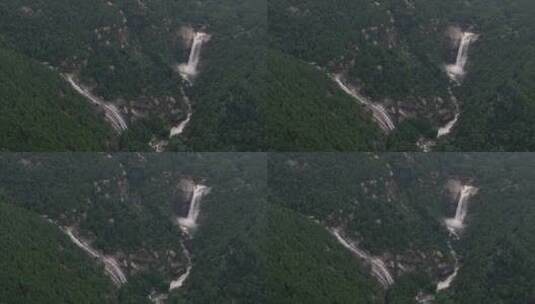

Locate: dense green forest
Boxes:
[0,153,267,303]
[268,0,535,151]
[0,0,265,151]
[0,201,114,304]
[264,204,382,303]
[0,45,112,151]
[265,51,383,150]
[2,0,535,151]
[2,153,535,303]
[268,153,535,303]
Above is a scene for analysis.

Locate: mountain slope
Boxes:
[0,201,114,304]
[0,45,112,151]
[0,0,265,151]
[268,153,535,303]
[269,0,535,151]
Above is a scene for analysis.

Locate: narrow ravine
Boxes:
[170,183,210,291]
[169,88,192,138]
[437,91,460,138]
[436,242,459,291]
[332,74,396,133]
[437,184,478,292]
[61,226,127,286]
[170,32,211,138]
[330,228,394,288]
[64,74,128,133]
[169,243,192,290]
[148,183,210,303]
[437,112,460,138]
[438,31,478,138]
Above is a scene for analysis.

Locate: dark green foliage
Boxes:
[269,0,535,151]
[0,0,265,151]
[0,46,112,151]
[0,201,114,304]
[264,205,382,304]
[265,51,383,151]
[268,153,451,254]
[269,153,535,303]
[0,153,267,303]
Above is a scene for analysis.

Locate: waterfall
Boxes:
[62,227,127,286]
[332,74,396,132]
[330,228,394,288]
[169,183,210,292]
[171,31,210,138]
[445,185,478,234]
[437,184,478,292]
[437,112,460,138]
[169,88,192,138]
[177,184,210,231]
[436,242,459,291]
[64,74,128,133]
[178,32,211,82]
[446,32,478,82]
[169,243,192,291]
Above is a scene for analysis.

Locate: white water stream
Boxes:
[446,32,478,82]
[170,32,210,139]
[169,184,210,291]
[437,184,478,291]
[445,185,478,235]
[169,244,192,290]
[177,184,210,232]
[330,228,394,288]
[178,32,210,83]
[62,226,127,286]
[437,32,478,138]
[64,74,128,133]
[333,74,395,132]
[436,242,459,292]
[169,89,192,138]
[437,89,460,138]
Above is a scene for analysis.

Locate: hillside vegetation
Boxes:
[269,0,535,151]
[268,153,535,303]
[0,0,265,151]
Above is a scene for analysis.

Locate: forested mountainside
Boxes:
[268,0,535,151]
[268,153,535,303]
[0,153,266,303]
[0,201,114,303]
[0,44,113,151]
[3,0,535,151]
[0,0,264,151]
[2,152,535,303]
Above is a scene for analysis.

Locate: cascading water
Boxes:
[170,89,192,138]
[330,228,394,288]
[177,184,210,231]
[178,32,211,83]
[437,184,478,292]
[445,185,478,234]
[333,74,396,132]
[64,74,128,133]
[437,32,478,138]
[169,183,210,292]
[436,242,459,291]
[169,243,192,290]
[446,32,478,82]
[437,108,460,138]
[170,31,210,139]
[62,226,127,286]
